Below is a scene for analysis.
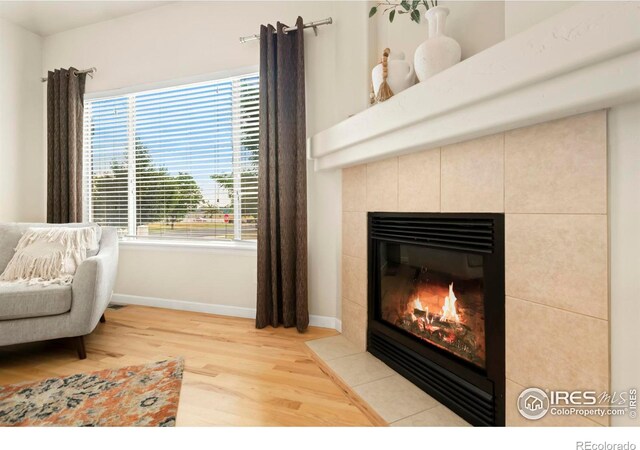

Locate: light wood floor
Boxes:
[0,305,376,426]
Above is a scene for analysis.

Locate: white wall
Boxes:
[609,101,640,427]
[374,1,505,64]
[373,0,583,69]
[0,17,43,222]
[42,1,371,321]
[38,0,523,324]
[505,1,573,38]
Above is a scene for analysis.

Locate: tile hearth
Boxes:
[306,335,470,427]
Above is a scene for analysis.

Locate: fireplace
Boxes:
[367,212,505,426]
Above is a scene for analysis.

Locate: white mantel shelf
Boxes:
[308,2,640,171]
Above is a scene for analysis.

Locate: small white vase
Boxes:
[371,51,416,97]
[414,6,461,82]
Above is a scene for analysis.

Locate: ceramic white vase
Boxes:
[414,6,461,82]
[371,51,415,97]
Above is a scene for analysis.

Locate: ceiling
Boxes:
[0,1,172,36]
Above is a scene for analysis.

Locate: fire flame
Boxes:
[412,297,434,325]
[440,283,460,323]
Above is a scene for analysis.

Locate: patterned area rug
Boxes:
[0,358,184,426]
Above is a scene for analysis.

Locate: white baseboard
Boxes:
[110,293,341,331]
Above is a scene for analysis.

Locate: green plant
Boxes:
[369,0,438,24]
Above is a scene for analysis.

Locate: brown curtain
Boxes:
[256,17,309,332]
[47,67,87,223]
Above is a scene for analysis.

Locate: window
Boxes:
[83,73,259,243]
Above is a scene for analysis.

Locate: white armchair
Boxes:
[0,224,119,359]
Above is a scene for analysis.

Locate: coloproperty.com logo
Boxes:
[517,387,638,420]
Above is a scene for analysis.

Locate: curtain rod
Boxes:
[41,67,97,83]
[239,17,332,43]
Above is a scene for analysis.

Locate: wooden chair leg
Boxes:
[100,314,106,323]
[75,336,87,360]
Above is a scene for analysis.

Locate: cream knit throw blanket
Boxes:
[0,227,98,286]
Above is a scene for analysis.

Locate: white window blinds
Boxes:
[83,73,259,242]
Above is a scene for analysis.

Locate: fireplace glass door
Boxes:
[377,241,486,368]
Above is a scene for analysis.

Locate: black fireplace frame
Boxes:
[367,212,505,426]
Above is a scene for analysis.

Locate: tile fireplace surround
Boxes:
[339,111,609,427]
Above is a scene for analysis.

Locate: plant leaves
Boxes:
[410,8,421,23]
[400,0,410,11]
[412,0,419,9]
[423,0,430,10]
[389,9,396,22]
[369,6,378,17]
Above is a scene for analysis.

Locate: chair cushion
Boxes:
[0,283,72,321]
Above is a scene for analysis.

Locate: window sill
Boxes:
[118,238,257,255]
